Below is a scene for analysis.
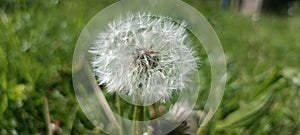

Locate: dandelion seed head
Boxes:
[90,12,199,105]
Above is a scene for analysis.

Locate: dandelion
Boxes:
[90,12,198,104]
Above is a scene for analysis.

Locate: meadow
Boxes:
[0,0,299,134]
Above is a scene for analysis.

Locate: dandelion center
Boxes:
[133,48,159,72]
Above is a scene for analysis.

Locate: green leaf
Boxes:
[7,84,26,101]
[0,93,8,115]
[0,74,7,90]
[216,89,273,130]
[216,68,284,130]
[77,109,95,130]
[255,66,281,95]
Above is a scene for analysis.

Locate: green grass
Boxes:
[0,0,300,134]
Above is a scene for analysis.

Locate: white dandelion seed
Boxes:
[90,12,198,104]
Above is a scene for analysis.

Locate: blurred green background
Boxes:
[0,0,300,134]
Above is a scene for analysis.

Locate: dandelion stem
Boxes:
[43,95,52,135]
[132,105,144,135]
[115,94,123,135]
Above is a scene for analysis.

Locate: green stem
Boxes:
[43,95,52,135]
[138,105,144,121]
[115,95,123,135]
[132,105,144,135]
